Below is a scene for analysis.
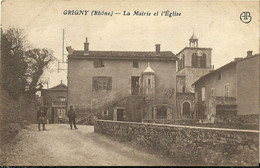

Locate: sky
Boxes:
[2,0,259,88]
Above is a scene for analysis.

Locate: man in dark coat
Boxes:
[37,107,46,131]
[67,105,78,129]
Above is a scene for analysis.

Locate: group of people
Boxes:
[37,105,78,131]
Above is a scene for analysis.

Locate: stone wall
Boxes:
[143,119,199,125]
[214,114,259,129]
[95,120,259,166]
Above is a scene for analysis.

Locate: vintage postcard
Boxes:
[0,0,259,166]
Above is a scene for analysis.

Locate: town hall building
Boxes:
[67,38,178,122]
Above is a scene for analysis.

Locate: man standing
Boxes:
[37,107,46,131]
[67,105,78,129]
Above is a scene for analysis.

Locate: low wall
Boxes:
[94,120,259,166]
[215,114,259,125]
[143,119,199,125]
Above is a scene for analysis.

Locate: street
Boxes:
[2,124,173,166]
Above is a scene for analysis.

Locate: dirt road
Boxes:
[2,124,173,166]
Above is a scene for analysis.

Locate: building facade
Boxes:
[41,81,68,123]
[176,33,212,119]
[193,52,260,118]
[67,38,178,122]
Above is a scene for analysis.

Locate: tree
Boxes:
[1,27,55,99]
[25,48,55,97]
[1,28,28,98]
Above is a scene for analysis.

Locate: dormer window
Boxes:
[133,60,139,68]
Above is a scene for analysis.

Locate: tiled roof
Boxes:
[176,47,212,56]
[69,50,177,60]
[48,83,68,90]
[192,54,260,86]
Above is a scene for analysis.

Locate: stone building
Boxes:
[41,81,68,123]
[67,38,178,122]
[176,33,213,119]
[193,52,260,119]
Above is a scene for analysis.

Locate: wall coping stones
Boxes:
[96,120,259,133]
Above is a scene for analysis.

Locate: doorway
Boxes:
[117,108,125,121]
[157,105,167,119]
[131,76,140,95]
[183,102,191,118]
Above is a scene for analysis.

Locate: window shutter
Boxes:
[192,54,197,67]
[200,54,206,68]
[183,55,185,67]
[92,77,98,91]
[107,77,112,91]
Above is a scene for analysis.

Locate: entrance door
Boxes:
[183,102,191,118]
[157,106,167,119]
[117,109,125,121]
[131,76,140,95]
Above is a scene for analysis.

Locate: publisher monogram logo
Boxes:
[240,12,252,24]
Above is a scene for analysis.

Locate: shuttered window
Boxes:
[133,60,139,68]
[94,59,104,68]
[92,76,112,91]
[192,54,197,67]
[224,84,229,97]
[192,53,206,68]
[200,54,206,68]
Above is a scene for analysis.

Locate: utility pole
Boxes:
[58,28,68,72]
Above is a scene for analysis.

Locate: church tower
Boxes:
[176,32,213,119]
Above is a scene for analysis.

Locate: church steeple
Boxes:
[189,29,198,47]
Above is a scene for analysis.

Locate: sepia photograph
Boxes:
[0,0,259,166]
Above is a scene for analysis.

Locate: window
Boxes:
[202,87,205,101]
[224,84,229,97]
[94,59,104,68]
[192,54,198,67]
[182,55,185,68]
[102,110,108,116]
[93,76,112,91]
[217,72,222,80]
[182,86,185,93]
[148,79,151,85]
[192,53,206,68]
[200,55,206,68]
[133,60,139,68]
[211,88,215,96]
[98,81,107,90]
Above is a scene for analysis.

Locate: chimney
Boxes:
[84,37,89,54]
[247,50,253,57]
[155,44,160,54]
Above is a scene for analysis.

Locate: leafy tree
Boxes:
[25,48,55,97]
[1,28,28,98]
[1,27,55,99]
